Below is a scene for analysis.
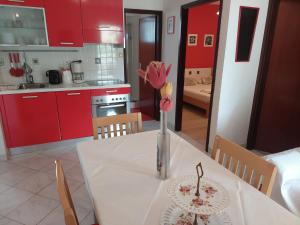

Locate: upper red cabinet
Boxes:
[44,0,83,47]
[81,0,124,44]
[0,0,44,7]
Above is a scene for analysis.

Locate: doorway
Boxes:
[175,0,223,151]
[247,0,300,153]
[124,9,163,121]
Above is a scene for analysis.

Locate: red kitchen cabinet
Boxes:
[0,0,44,7]
[81,0,124,44]
[56,90,93,140]
[0,96,11,148]
[45,0,83,47]
[3,93,61,148]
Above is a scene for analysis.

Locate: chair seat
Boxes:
[282,179,300,217]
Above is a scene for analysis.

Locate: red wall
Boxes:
[185,4,219,68]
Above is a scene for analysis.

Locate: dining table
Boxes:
[77,130,300,225]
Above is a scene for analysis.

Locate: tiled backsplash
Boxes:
[0,44,125,84]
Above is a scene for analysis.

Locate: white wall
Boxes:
[209,0,269,147]
[123,0,164,10]
[162,0,269,147]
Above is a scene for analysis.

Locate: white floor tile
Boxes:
[0,162,22,176]
[12,155,56,171]
[80,211,97,225]
[65,165,85,183]
[0,167,36,186]
[0,188,33,216]
[6,195,59,225]
[38,205,90,225]
[0,216,23,225]
[59,151,80,162]
[38,179,82,201]
[15,172,55,194]
[40,158,77,177]
[72,185,93,210]
[0,183,11,194]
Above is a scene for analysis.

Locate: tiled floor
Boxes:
[0,120,161,225]
[0,145,95,225]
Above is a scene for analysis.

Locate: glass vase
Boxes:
[157,110,170,180]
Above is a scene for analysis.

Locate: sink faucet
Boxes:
[23,53,34,84]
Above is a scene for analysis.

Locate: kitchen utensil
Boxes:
[70,60,84,83]
[46,70,62,84]
[8,53,17,76]
[16,53,24,76]
[62,69,73,85]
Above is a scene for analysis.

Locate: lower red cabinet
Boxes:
[56,90,93,140]
[3,93,61,148]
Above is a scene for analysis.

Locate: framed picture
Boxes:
[204,34,214,47]
[188,34,198,46]
[167,16,175,34]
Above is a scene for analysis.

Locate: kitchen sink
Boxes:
[18,83,49,89]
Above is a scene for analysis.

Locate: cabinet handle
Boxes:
[8,0,25,2]
[106,90,118,93]
[22,96,38,99]
[67,93,81,96]
[60,42,75,45]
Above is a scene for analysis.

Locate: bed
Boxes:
[183,68,212,115]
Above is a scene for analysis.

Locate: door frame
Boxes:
[247,0,280,149]
[174,0,223,152]
[124,8,163,121]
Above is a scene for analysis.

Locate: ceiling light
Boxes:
[216,11,220,15]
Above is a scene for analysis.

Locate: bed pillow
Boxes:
[184,77,197,86]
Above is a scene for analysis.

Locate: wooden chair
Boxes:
[92,112,143,140]
[211,135,277,197]
[55,160,99,225]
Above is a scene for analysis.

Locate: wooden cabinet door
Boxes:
[56,90,93,140]
[81,0,124,44]
[45,0,83,47]
[3,93,61,148]
[0,0,44,7]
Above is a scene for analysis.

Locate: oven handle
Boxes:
[98,104,125,109]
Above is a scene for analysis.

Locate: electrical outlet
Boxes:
[32,58,39,65]
[95,58,101,64]
[0,57,4,67]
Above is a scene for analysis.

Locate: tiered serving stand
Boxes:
[161,163,232,225]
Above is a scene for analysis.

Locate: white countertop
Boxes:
[0,83,131,95]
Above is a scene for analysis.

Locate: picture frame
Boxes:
[204,34,214,47]
[167,16,175,34]
[188,34,198,46]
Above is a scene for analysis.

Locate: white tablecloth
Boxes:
[77,130,300,225]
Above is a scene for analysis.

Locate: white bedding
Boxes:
[184,84,211,103]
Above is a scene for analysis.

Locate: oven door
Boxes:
[92,102,128,118]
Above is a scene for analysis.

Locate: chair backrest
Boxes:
[211,135,277,197]
[55,160,79,225]
[92,112,143,140]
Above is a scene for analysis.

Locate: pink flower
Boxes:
[138,61,172,89]
[160,97,173,112]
